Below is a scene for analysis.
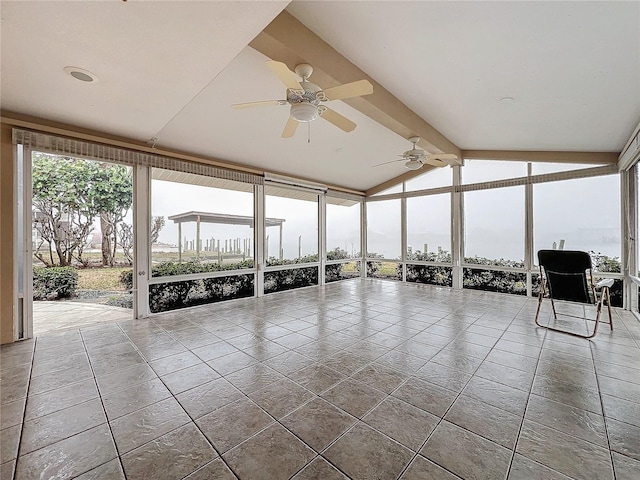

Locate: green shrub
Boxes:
[406,265,453,287]
[119,260,255,313]
[264,254,319,293]
[606,279,623,307]
[326,247,357,282]
[463,267,527,295]
[33,267,78,300]
[120,269,133,290]
[365,253,385,277]
[119,259,254,290]
[149,274,254,313]
[264,267,318,294]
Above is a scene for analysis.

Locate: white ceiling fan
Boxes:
[374,136,459,170]
[232,60,373,138]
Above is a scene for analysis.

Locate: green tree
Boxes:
[32,154,133,267]
[32,155,100,266]
[94,164,133,266]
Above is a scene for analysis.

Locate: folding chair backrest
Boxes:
[538,250,594,304]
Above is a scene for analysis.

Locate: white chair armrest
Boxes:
[596,278,615,289]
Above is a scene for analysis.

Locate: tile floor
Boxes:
[2,279,640,480]
[32,301,132,336]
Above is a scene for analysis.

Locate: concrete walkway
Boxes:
[33,301,132,336]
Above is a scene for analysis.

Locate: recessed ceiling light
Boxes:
[64,66,99,83]
[500,96,515,102]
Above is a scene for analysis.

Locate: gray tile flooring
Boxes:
[32,301,132,336]
[2,279,640,479]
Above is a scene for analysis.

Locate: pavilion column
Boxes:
[178,222,182,263]
[279,224,283,260]
[196,215,201,260]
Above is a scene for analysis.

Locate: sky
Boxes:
[44,157,623,264]
[146,161,622,263]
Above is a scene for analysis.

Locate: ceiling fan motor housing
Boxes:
[289,80,323,122]
[405,159,423,170]
[291,103,319,122]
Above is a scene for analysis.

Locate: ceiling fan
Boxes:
[232,60,373,138]
[374,136,459,170]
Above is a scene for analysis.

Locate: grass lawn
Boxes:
[77,266,129,291]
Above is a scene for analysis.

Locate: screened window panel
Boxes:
[464,186,525,265]
[327,198,361,259]
[366,199,401,259]
[265,186,318,265]
[531,162,601,175]
[371,184,403,196]
[406,194,451,262]
[405,167,452,192]
[463,160,527,184]
[151,168,254,272]
[533,175,621,269]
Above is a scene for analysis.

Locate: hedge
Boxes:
[119,260,254,290]
[149,274,254,313]
[33,266,78,300]
[120,251,625,309]
[120,260,255,313]
[406,265,453,287]
[264,267,318,293]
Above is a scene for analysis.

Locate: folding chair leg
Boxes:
[550,298,558,319]
[534,291,545,328]
[604,287,613,331]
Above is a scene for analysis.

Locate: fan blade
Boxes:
[231,100,285,109]
[321,80,374,101]
[266,60,303,91]
[281,116,298,138]
[320,108,357,132]
[423,158,447,167]
[428,153,458,161]
[372,158,406,167]
[425,153,459,166]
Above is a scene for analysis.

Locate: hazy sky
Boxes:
[72,160,622,264]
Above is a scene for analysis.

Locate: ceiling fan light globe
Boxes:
[405,159,423,170]
[290,103,319,122]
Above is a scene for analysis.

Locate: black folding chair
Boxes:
[535,250,614,339]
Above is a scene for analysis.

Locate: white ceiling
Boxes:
[2,1,639,192]
[0,0,288,139]
[288,0,640,152]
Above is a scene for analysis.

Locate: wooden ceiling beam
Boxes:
[462,150,618,164]
[250,11,462,161]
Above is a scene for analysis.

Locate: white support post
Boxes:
[17,145,32,340]
[255,184,265,297]
[361,200,368,278]
[134,165,150,318]
[525,163,534,298]
[451,164,463,289]
[401,196,407,282]
[622,168,637,311]
[319,194,326,285]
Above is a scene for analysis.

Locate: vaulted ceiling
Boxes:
[1,1,638,193]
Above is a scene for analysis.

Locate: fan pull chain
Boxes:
[307,122,311,143]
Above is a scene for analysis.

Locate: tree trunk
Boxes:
[101,214,113,266]
[48,242,54,267]
[112,223,118,265]
[55,241,68,266]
